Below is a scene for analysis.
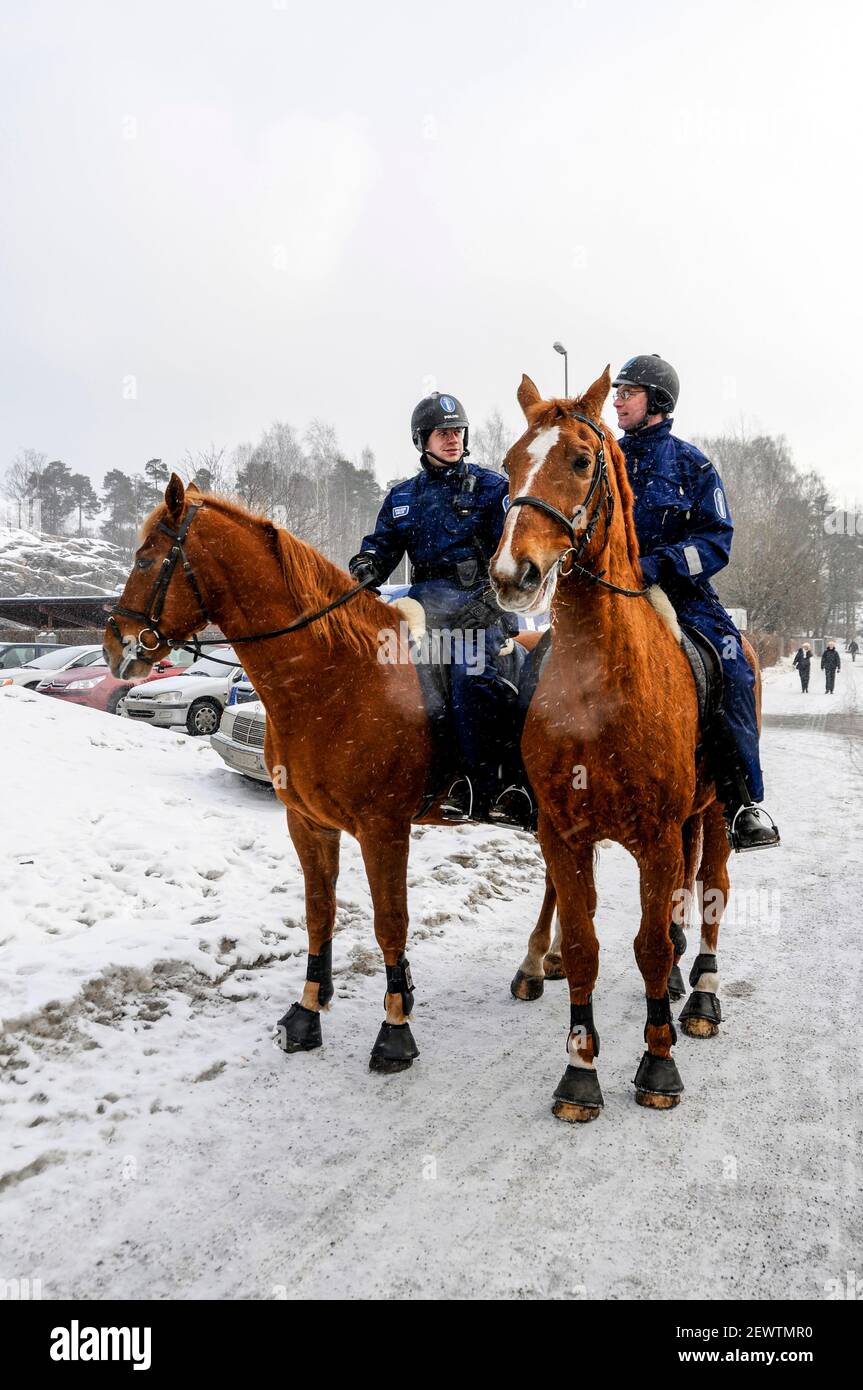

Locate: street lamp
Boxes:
[553,341,568,397]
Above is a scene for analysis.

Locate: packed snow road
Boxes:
[1,662,860,1300]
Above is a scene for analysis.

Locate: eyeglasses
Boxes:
[613,387,646,402]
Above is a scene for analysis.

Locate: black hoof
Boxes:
[668,962,686,1000]
[553,1064,604,1112]
[369,1021,419,1073]
[275,1002,322,1052]
[679,990,722,1025]
[511,969,544,1001]
[633,1051,684,1108]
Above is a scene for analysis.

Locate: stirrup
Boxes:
[488,784,535,829]
[440,776,474,823]
[726,803,781,853]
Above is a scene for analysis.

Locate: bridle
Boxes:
[508,411,648,599]
[106,502,377,678]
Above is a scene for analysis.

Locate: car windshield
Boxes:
[23,646,95,670]
[185,650,237,677]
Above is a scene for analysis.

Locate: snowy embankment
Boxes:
[0,528,127,597]
[1,668,861,1300]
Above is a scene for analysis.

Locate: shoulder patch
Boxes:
[393,504,410,518]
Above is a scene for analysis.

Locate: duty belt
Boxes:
[410,558,486,587]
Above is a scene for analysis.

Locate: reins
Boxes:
[107,503,379,677]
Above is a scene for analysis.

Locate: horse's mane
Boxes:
[141,492,390,658]
[523,397,643,576]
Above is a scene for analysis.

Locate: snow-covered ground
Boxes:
[1,659,860,1300]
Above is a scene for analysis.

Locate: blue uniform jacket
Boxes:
[358,457,509,584]
[618,419,733,607]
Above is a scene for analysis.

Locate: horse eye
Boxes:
[136,557,155,571]
[572,454,592,472]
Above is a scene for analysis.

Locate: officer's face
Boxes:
[613,385,648,432]
[425,427,465,465]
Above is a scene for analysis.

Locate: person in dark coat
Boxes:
[847,639,859,663]
[614,354,779,850]
[349,390,531,827]
[821,641,841,693]
[793,643,812,692]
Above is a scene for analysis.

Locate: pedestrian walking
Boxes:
[821,641,841,694]
[793,642,812,693]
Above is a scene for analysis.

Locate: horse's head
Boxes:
[491,366,636,614]
[103,474,212,679]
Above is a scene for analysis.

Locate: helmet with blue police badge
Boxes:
[411,391,470,452]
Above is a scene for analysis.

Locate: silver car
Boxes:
[210,698,269,782]
[120,648,243,735]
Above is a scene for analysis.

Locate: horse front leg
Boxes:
[679,798,728,1038]
[669,814,703,1000]
[538,828,603,1123]
[275,808,341,1054]
[511,873,560,1000]
[358,823,419,1074]
[632,830,686,1110]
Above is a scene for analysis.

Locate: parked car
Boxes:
[0,640,61,670]
[210,697,270,782]
[0,644,104,689]
[120,647,243,735]
[35,647,196,714]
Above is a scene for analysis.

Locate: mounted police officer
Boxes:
[613,354,780,851]
[348,391,533,828]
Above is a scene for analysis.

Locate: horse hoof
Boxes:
[680,1015,720,1039]
[668,963,686,1000]
[552,1099,601,1123]
[633,1051,683,1108]
[543,955,566,981]
[511,969,544,1001]
[369,1020,419,1072]
[679,990,722,1037]
[635,1089,681,1110]
[275,1002,322,1052]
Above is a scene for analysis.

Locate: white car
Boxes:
[0,644,104,690]
[120,647,243,735]
[210,698,270,782]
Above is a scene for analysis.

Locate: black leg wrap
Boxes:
[276,1002,322,1053]
[633,1051,684,1097]
[384,954,415,1017]
[669,920,687,958]
[306,939,334,1007]
[667,963,686,1001]
[644,993,677,1045]
[369,1020,420,1073]
[569,999,600,1059]
[679,991,722,1025]
[553,1064,604,1111]
[688,953,717,988]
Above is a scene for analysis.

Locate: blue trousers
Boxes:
[676,596,764,803]
[408,580,522,811]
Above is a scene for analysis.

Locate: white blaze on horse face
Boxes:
[495,426,561,581]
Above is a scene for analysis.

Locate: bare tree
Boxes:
[470,409,515,473]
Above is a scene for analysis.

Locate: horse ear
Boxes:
[164,473,185,519]
[579,366,612,421]
[517,374,542,419]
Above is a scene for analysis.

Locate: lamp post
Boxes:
[553,341,568,397]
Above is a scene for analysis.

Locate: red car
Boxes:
[36,648,196,714]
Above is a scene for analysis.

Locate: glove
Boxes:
[349,554,379,584]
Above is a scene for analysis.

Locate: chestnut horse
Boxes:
[490,368,756,1122]
[102,475,557,1074]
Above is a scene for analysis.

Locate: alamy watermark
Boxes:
[376,621,486,673]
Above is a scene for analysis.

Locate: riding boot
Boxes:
[440,776,475,823]
[488,783,536,830]
[725,803,781,852]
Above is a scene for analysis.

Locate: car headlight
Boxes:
[0,677,13,687]
[66,677,106,690]
[149,692,184,704]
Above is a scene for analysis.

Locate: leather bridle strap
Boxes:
[509,411,648,600]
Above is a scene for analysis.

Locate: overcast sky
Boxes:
[1,0,861,503]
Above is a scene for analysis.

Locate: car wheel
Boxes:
[107,687,129,715]
[186,698,222,736]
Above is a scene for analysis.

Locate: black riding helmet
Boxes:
[613,354,680,416]
[411,391,470,454]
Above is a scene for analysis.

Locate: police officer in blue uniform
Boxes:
[348,391,532,828]
[613,355,779,851]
